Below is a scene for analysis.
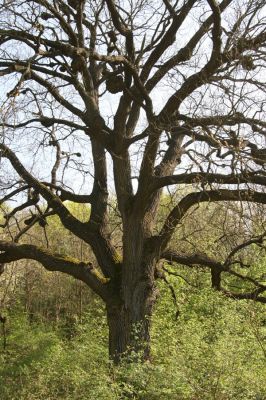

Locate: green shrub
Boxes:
[0,283,265,400]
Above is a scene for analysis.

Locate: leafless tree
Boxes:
[0,0,266,362]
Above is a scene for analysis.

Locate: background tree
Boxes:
[0,0,266,362]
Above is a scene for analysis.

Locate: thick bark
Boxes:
[106,214,157,363]
[211,268,221,290]
[107,286,155,363]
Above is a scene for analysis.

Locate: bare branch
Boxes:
[0,240,110,301]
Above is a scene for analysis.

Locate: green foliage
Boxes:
[0,305,113,400]
[1,281,265,400]
[152,282,266,400]
[1,201,265,399]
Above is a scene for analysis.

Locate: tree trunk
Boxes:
[211,267,221,290]
[106,280,156,363]
[106,214,158,363]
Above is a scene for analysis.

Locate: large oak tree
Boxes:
[0,0,266,361]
